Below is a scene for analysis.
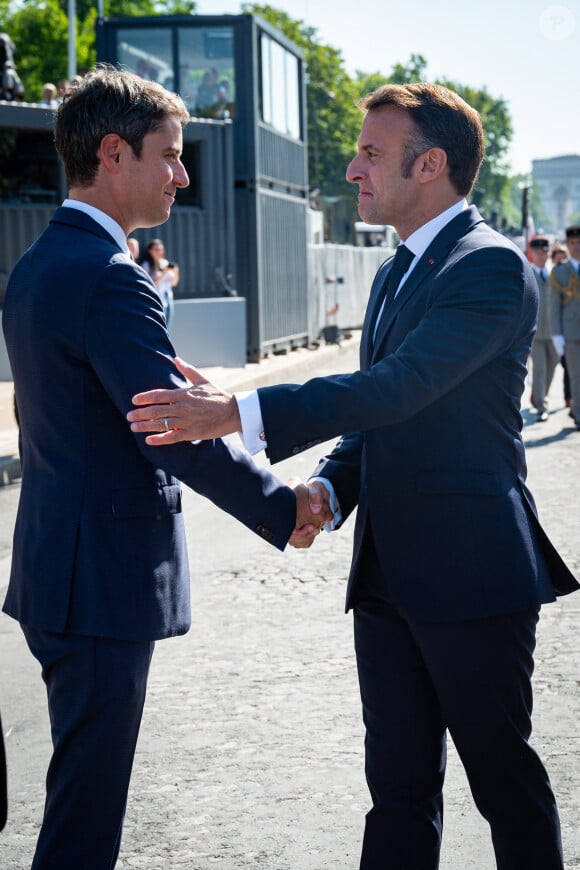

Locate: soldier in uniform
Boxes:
[551,244,573,407]
[550,225,580,428]
[529,236,558,421]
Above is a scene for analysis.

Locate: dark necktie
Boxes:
[373,243,414,338]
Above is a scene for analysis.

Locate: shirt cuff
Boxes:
[308,476,343,531]
[234,389,267,455]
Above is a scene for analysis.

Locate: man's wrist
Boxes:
[234,390,266,454]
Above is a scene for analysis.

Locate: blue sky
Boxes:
[195,0,579,176]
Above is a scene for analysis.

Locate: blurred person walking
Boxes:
[529,236,558,421]
[550,225,580,428]
[141,237,179,329]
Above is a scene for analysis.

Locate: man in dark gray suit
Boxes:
[550,224,580,429]
[529,235,558,421]
[2,66,321,869]
[128,83,578,869]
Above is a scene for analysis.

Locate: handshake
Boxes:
[288,479,333,549]
[126,356,335,551]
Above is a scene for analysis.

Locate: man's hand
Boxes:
[127,357,240,444]
[288,479,332,549]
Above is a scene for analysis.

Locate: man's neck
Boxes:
[396,195,464,241]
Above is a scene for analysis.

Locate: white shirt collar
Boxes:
[391,199,469,294]
[62,198,128,253]
[404,199,469,261]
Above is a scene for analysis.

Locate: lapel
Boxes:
[361,260,391,368]
[371,206,485,362]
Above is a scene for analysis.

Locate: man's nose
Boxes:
[175,160,189,189]
[346,155,363,184]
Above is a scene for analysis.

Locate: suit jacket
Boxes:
[257,207,578,620]
[2,207,296,641]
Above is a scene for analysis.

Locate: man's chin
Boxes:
[142,209,171,228]
[358,207,379,226]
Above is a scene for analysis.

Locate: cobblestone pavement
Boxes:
[0,343,578,869]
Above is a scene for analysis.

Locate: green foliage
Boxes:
[1,0,518,230]
[439,81,512,224]
[242,3,361,199]
[0,0,196,103]
[5,0,69,101]
[388,53,428,85]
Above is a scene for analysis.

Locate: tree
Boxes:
[1,0,517,234]
[438,81,513,226]
[242,3,361,200]
[388,53,428,85]
[2,0,71,101]
[0,0,197,102]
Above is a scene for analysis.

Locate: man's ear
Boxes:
[416,147,448,184]
[99,133,127,174]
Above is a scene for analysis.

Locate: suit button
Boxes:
[255,523,275,543]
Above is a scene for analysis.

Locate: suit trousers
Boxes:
[21,625,154,870]
[352,538,563,870]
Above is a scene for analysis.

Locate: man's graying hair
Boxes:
[360,83,485,197]
[55,64,190,189]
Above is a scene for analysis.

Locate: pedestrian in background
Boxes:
[529,236,558,421]
[550,243,567,266]
[141,237,179,329]
[550,242,572,408]
[37,82,58,107]
[550,225,580,428]
[127,236,140,261]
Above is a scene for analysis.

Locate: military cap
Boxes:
[530,237,550,249]
[565,226,580,238]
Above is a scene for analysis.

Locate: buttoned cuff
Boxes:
[234,389,267,454]
[308,476,343,531]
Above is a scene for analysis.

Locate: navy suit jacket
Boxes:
[2,207,296,641]
[257,207,578,620]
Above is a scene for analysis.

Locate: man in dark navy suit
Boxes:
[128,83,578,868]
[2,67,322,869]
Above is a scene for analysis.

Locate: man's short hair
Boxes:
[55,64,190,189]
[359,83,485,198]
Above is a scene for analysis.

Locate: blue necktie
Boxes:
[381,244,414,310]
[373,244,414,343]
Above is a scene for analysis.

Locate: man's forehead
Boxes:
[359,105,410,144]
[146,117,183,141]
